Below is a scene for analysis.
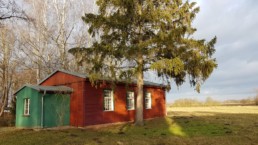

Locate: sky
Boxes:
[17,0,257,103]
[165,0,258,103]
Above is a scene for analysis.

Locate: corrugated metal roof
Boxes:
[38,69,166,88]
[28,85,73,92]
[143,81,166,88]
[96,78,166,88]
[14,84,73,95]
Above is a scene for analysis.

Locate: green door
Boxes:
[43,93,70,128]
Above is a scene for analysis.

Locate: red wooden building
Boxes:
[39,70,166,127]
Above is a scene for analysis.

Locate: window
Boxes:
[24,98,30,115]
[145,92,152,109]
[127,91,135,110]
[103,90,114,111]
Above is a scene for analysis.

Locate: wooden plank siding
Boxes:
[39,71,166,127]
[40,71,86,127]
[84,81,166,126]
[84,82,135,125]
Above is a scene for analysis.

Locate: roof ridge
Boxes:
[38,69,165,87]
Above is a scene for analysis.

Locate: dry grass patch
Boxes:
[168,106,258,114]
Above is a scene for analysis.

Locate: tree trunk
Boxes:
[0,88,7,117]
[135,53,144,126]
[0,29,8,117]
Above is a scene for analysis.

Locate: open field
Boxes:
[167,106,258,114]
[0,106,258,145]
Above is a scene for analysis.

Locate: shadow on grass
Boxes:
[1,111,258,145]
[166,111,258,137]
[101,111,258,138]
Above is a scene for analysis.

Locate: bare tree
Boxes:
[255,89,258,105]
[0,0,30,116]
[0,26,17,116]
[0,0,96,116]
[17,0,94,82]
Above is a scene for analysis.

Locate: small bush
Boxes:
[10,96,16,116]
[205,97,221,106]
[171,98,203,107]
[255,96,258,105]
[0,113,15,127]
[171,97,221,107]
[0,118,9,127]
[0,118,14,127]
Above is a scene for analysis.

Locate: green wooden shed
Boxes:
[14,85,73,128]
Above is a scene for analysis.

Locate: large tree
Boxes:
[70,0,217,125]
[0,26,18,116]
[18,0,95,82]
[0,0,28,116]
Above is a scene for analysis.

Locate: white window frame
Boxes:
[145,92,152,109]
[126,91,135,110]
[103,90,114,111]
[24,98,30,116]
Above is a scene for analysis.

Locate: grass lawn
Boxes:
[1,106,258,145]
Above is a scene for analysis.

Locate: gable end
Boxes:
[38,70,87,85]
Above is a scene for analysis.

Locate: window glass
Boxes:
[145,92,151,109]
[103,90,114,111]
[24,98,30,115]
[127,91,135,110]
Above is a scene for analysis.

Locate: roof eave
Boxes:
[14,84,74,95]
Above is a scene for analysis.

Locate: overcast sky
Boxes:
[165,0,258,102]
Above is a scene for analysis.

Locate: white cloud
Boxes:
[168,0,258,102]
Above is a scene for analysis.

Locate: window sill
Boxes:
[103,110,114,112]
[145,108,152,110]
[23,115,30,117]
[127,109,135,111]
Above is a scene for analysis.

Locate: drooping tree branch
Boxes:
[0,15,27,20]
[0,0,29,22]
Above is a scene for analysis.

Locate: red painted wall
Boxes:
[40,71,86,127]
[84,82,166,126]
[40,71,166,126]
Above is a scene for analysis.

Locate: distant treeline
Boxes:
[170,96,258,107]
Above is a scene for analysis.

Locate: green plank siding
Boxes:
[15,86,70,128]
[15,87,41,128]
